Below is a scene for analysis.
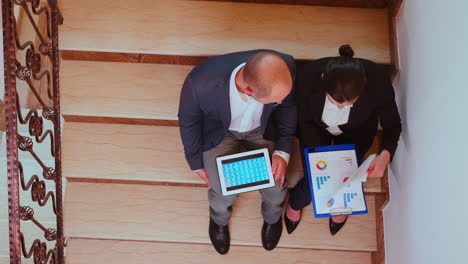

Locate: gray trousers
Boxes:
[203,128,288,226]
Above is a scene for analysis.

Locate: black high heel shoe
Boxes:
[329,216,348,236]
[284,208,301,235]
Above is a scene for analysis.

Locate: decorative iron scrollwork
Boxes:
[42,106,56,121]
[18,135,34,151]
[19,206,35,221]
[31,179,46,201]
[45,228,58,241]
[29,112,44,137]
[39,42,52,56]
[13,0,25,5]
[3,0,65,263]
[26,48,42,74]
[32,241,47,264]
[43,167,56,180]
[16,65,32,80]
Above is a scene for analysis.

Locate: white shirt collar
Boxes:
[230,62,249,102]
[324,96,353,110]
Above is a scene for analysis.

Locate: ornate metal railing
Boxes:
[2,0,64,263]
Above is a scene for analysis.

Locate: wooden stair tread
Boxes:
[61,60,192,120]
[63,122,382,192]
[59,0,390,63]
[66,238,372,264]
[64,182,377,251]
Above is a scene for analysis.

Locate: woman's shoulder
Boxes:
[297,58,331,84]
[359,59,389,78]
[300,57,332,73]
[359,59,394,101]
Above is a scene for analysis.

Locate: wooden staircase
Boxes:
[59,0,390,263]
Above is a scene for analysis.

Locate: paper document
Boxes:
[305,145,375,218]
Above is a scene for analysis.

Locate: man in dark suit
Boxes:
[178,50,296,254]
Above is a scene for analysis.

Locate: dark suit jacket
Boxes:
[297,58,402,158]
[178,50,297,170]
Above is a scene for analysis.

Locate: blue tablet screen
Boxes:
[221,153,270,191]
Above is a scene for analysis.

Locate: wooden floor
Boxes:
[61,60,192,121]
[66,238,373,264]
[62,122,383,192]
[64,182,377,251]
[59,0,390,63]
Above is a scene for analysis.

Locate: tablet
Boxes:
[216,148,275,196]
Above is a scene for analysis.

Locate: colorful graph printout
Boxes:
[304,144,369,218]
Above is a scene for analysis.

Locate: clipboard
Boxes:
[304,144,369,218]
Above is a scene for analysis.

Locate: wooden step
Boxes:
[59,0,390,63]
[64,182,377,251]
[189,0,388,9]
[66,238,372,264]
[61,60,192,121]
[63,122,382,192]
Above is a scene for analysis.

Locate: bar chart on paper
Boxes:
[344,192,359,208]
[304,145,369,218]
[316,176,331,190]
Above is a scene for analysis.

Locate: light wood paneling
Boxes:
[63,122,382,192]
[60,0,390,63]
[61,60,192,120]
[64,182,377,251]
[67,238,372,264]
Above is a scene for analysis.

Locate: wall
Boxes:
[384,0,468,263]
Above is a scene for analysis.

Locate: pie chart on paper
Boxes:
[316,160,328,171]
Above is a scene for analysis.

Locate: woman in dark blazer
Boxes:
[285,45,402,235]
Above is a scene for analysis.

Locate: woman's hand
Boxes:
[368,150,391,178]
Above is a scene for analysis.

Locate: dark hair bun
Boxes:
[339,44,354,58]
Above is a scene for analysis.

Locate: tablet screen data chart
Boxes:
[216,149,275,196]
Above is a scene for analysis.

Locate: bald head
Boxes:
[242,52,292,104]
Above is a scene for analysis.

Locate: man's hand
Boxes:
[195,169,212,189]
[368,150,391,178]
[272,155,287,188]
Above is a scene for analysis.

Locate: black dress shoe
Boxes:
[284,210,301,234]
[261,218,283,251]
[209,218,230,255]
[329,217,348,236]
